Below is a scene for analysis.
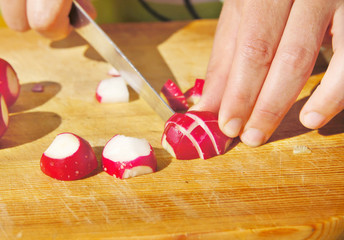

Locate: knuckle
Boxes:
[278,45,317,71]
[240,39,274,66]
[254,104,284,123]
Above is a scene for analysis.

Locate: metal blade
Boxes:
[69,1,174,121]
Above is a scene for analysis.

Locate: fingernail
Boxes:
[222,118,243,137]
[241,128,265,147]
[303,112,326,129]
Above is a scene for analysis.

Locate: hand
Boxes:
[194,0,344,147]
[0,0,96,40]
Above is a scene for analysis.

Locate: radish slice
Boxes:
[0,95,9,138]
[184,78,205,105]
[162,111,232,160]
[102,135,157,179]
[161,79,189,112]
[40,132,98,181]
[107,67,121,77]
[0,58,21,107]
[95,77,129,103]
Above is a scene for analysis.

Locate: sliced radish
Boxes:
[107,67,121,77]
[162,111,232,160]
[161,79,189,112]
[184,78,205,105]
[31,83,44,92]
[95,77,129,103]
[0,58,21,107]
[102,135,157,179]
[40,132,98,181]
[0,95,9,138]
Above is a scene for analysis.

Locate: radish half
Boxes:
[161,79,189,112]
[184,78,205,105]
[0,58,21,107]
[162,111,232,160]
[0,95,9,138]
[102,135,157,179]
[40,132,98,181]
[95,77,129,103]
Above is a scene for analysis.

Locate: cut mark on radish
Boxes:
[6,66,20,96]
[161,134,176,158]
[122,166,153,179]
[1,96,8,127]
[44,134,79,159]
[185,112,219,155]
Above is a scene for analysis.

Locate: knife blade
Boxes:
[69,1,174,121]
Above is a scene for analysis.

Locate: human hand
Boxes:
[0,0,96,40]
[193,0,344,147]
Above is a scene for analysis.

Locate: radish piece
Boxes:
[162,111,232,160]
[184,79,205,105]
[102,135,157,179]
[161,79,189,112]
[31,83,44,92]
[40,132,98,181]
[95,77,129,103]
[0,58,21,107]
[107,67,121,77]
[0,95,9,138]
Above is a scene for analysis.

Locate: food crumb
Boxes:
[293,145,312,154]
[31,83,44,92]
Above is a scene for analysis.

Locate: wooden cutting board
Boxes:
[0,20,343,239]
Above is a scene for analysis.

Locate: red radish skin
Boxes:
[0,58,20,107]
[0,95,9,138]
[161,79,189,112]
[184,79,205,105]
[162,111,232,160]
[40,132,98,181]
[102,135,157,179]
[95,77,129,103]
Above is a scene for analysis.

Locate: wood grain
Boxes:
[0,20,343,239]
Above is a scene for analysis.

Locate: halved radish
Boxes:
[0,58,21,107]
[161,79,189,112]
[107,67,121,77]
[95,77,129,103]
[0,95,9,138]
[40,132,98,181]
[184,78,205,105]
[162,111,232,160]
[102,135,157,179]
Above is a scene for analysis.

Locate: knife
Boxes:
[69,1,174,121]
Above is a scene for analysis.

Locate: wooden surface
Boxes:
[0,20,343,239]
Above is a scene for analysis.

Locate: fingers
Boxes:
[194,0,242,113]
[0,0,30,31]
[300,3,344,129]
[217,0,293,137]
[240,0,335,147]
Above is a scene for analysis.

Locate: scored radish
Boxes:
[0,58,21,107]
[162,111,232,160]
[102,135,157,179]
[40,132,98,181]
[0,95,9,138]
[161,79,189,112]
[184,78,205,105]
[95,77,129,103]
[107,67,121,77]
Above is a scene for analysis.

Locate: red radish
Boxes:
[162,111,232,160]
[40,132,98,181]
[161,79,189,112]
[107,67,121,77]
[184,79,205,105]
[31,83,44,92]
[0,58,21,107]
[0,95,9,138]
[102,135,157,179]
[95,77,129,103]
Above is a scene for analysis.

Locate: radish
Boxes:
[102,135,157,179]
[40,132,98,181]
[162,111,232,160]
[95,77,129,103]
[184,79,205,105]
[107,67,121,77]
[161,79,189,112]
[0,58,21,107]
[31,83,44,92]
[0,95,9,138]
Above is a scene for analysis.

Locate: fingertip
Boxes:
[219,118,243,138]
[300,111,326,129]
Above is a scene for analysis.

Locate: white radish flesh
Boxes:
[96,77,129,103]
[0,95,9,138]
